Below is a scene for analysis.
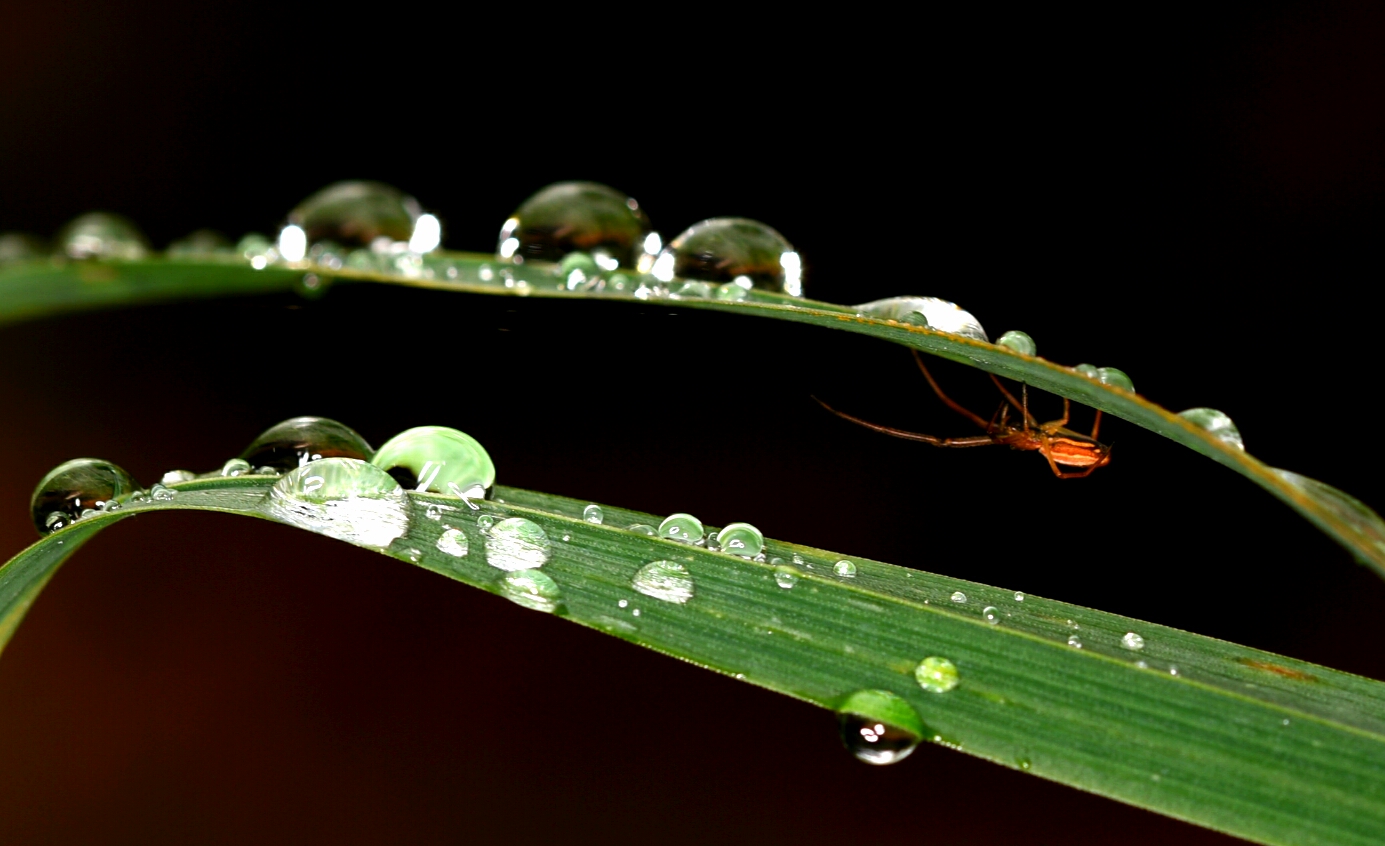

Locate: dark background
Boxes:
[2,3,1384,844]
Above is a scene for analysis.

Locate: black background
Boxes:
[2,3,1383,844]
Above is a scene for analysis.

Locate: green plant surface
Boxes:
[3,253,1383,577]
[3,474,1385,846]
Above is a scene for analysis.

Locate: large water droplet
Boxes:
[1121,632,1146,651]
[220,458,252,477]
[370,426,495,501]
[950,590,967,603]
[632,560,695,604]
[982,606,1000,624]
[1178,407,1245,451]
[484,517,551,571]
[652,218,802,297]
[264,457,407,548]
[30,458,138,534]
[0,232,45,264]
[501,568,563,613]
[436,527,469,557]
[915,656,960,693]
[242,416,374,472]
[583,504,604,524]
[658,512,704,544]
[56,212,148,260]
[498,182,656,272]
[854,297,988,341]
[996,330,1036,356]
[287,181,425,249]
[837,690,925,765]
[717,522,764,557]
[1097,367,1135,392]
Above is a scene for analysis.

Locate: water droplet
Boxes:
[652,218,802,296]
[1067,635,1083,649]
[583,504,604,524]
[915,656,960,693]
[833,560,857,577]
[1178,408,1245,451]
[161,469,197,484]
[30,458,138,534]
[498,182,656,272]
[294,272,329,299]
[774,566,799,589]
[837,690,924,765]
[287,181,425,250]
[1073,363,1100,379]
[1017,756,1032,770]
[950,590,967,603]
[424,504,443,521]
[501,569,562,613]
[484,517,551,571]
[854,297,988,342]
[150,483,176,501]
[658,512,704,544]
[1013,591,1025,602]
[370,426,495,502]
[264,457,407,548]
[982,606,999,624]
[627,523,656,536]
[632,560,695,604]
[1169,665,1180,676]
[1121,632,1146,651]
[996,330,1036,356]
[715,282,750,301]
[241,416,374,472]
[220,457,252,477]
[0,232,46,264]
[717,522,764,557]
[43,511,69,532]
[436,527,469,557]
[1136,660,1148,669]
[56,212,148,260]
[669,280,713,299]
[1097,367,1135,392]
[477,514,495,533]
[167,229,230,255]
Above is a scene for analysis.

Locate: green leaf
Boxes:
[4,475,1385,846]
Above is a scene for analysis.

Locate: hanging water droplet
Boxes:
[717,522,764,557]
[30,458,138,534]
[996,330,1036,356]
[370,426,495,502]
[1178,408,1245,451]
[982,606,1000,624]
[652,218,802,297]
[837,690,925,765]
[833,560,857,577]
[498,182,656,272]
[220,458,252,477]
[854,297,988,341]
[286,181,425,250]
[632,560,695,604]
[1121,632,1146,651]
[161,469,197,484]
[583,504,604,524]
[1013,591,1025,602]
[0,232,46,264]
[774,565,799,589]
[950,590,967,603]
[263,457,407,548]
[167,229,230,256]
[501,568,563,613]
[484,517,551,571]
[914,656,960,693]
[627,523,657,536]
[436,527,469,557]
[1067,635,1083,649]
[658,512,704,544]
[241,416,374,472]
[1097,367,1135,392]
[56,212,148,260]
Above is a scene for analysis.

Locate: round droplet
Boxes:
[501,568,563,613]
[950,590,967,603]
[583,504,604,524]
[1121,632,1146,651]
[982,606,1000,624]
[915,656,960,693]
[1097,367,1135,392]
[436,527,469,557]
[628,523,657,536]
[1073,363,1100,379]
[242,416,374,472]
[632,560,695,604]
[652,218,802,296]
[774,565,799,589]
[221,457,252,477]
[1067,635,1083,649]
[837,690,925,765]
[996,330,1036,356]
[271,457,400,502]
[1014,591,1025,602]
[56,212,148,260]
[1178,408,1245,451]
[287,181,423,248]
[715,282,750,301]
[150,483,176,501]
[833,559,857,577]
[477,514,495,532]
[854,297,988,341]
[167,229,230,255]
[30,458,138,534]
[263,458,407,548]
[498,182,655,272]
[371,426,496,501]
[0,232,45,264]
[160,469,196,484]
[658,512,704,544]
[718,522,764,557]
[484,517,551,571]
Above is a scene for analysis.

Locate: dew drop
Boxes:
[501,569,563,613]
[950,590,967,603]
[915,656,960,693]
[833,560,857,578]
[43,512,69,532]
[484,517,551,571]
[1097,367,1135,392]
[1169,665,1180,676]
[627,523,657,536]
[996,330,1036,356]
[774,565,799,589]
[837,690,924,765]
[1178,408,1245,451]
[854,297,988,341]
[1014,591,1025,602]
[30,458,138,535]
[0,232,46,264]
[583,504,604,524]
[241,416,374,473]
[1121,631,1146,651]
[264,457,407,548]
[658,512,704,544]
[220,457,252,477]
[632,560,695,604]
[436,527,469,557]
[1073,363,1100,379]
[715,282,750,301]
[150,483,176,501]
[56,212,148,260]
[477,514,495,533]
[498,182,656,272]
[287,181,425,250]
[652,218,802,296]
[370,426,495,502]
[718,522,764,557]
[167,229,230,255]
[982,606,999,624]
[1067,635,1083,649]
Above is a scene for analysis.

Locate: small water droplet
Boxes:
[1282,718,1291,727]
[57,212,148,260]
[264,457,407,548]
[406,548,422,563]
[370,425,495,502]
[0,232,46,264]
[220,457,252,477]
[583,504,604,524]
[715,281,750,301]
[1073,363,1100,379]
[718,522,764,557]
[632,560,695,604]
[837,690,924,765]
[436,527,469,557]
[477,514,495,533]
[833,560,857,577]
[167,229,230,255]
[287,180,426,250]
[774,565,799,589]
[618,599,628,608]
[1097,367,1135,392]
[652,218,802,297]
[484,517,551,571]
[1014,591,1025,602]
[1017,757,1032,770]
[658,512,704,544]
[30,458,138,534]
[1135,660,1149,669]
[1067,635,1083,649]
[43,512,69,532]
[1178,407,1245,451]
[854,297,988,341]
[424,504,443,521]
[242,416,374,472]
[160,469,196,484]
[982,606,999,624]
[915,656,960,693]
[996,330,1036,356]
[498,182,656,272]
[1169,665,1179,676]
[627,523,656,536]
[150,483,176,501]
[1121,632,1146,651]
[792,554,805,566]
[950,591,967,603]
[501,568,562,613]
